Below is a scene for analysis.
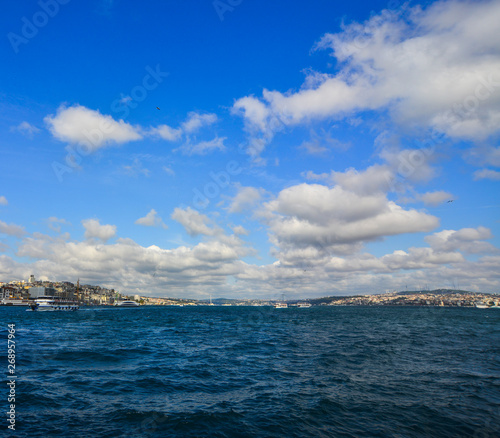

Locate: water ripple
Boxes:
[2,305,499,437]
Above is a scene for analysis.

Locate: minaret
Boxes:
[76,279,80,304]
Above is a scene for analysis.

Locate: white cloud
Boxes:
[228,186,263,213]
[135,209,168,229]
[149,124,182,141]
[2,221,499,299]
[10,229,249,298]
[425,227,498,254]
[176,137,226,155]
[473,169,500,181]
[45,106,223,160]
[45,104,142,151]
[306,143,441,198]
[82,219,116,242]
[330,164,394,196]
[0,196,7,206]
[171,207,218,236]
[233,0,500,156]
[381,247,465,270]
[149,111,218,143]
[0,220,25,238]
[11,121,40,138]
[232,96,273,135]
[264,183,439,255]
[418,190,453,206]
[181,112,218,133]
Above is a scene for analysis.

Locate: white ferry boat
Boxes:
[475,302,489,308]
[115,300,140,307]
[274,302,288,309]
[27,296,79,311]
[297,302,312,308]
[1,298,31,306]
[475,301,500,309]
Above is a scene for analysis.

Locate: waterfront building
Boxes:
[29,286,57,298]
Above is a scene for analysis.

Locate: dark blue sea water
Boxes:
[1,305,499,437]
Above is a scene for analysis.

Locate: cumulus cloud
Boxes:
[135,209,168,229]
[45,105,224,160]
[264,183,439,255]
[171,207,218,236]
[0,220,25,238]
[329,165,394,195]
[306,144,439,196]
[82,219,117,242]
[45,104,142,151]
[425,226,498,254]
[228,186,263,213]
[233,0,500,157]
[181,112,218,133]
[0,196,7,206]
[149,124,182,141]
[10,229,250,298]
[381,247,464,270]
[2,221,499,299]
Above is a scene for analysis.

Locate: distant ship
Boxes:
[1,298,31,306]
[475,301,500,309]
[297,302,312,308]
[115,300,140,307]
[274,293,288,308]
[27,296,78,311]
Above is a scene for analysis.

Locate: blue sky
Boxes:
[1,0,499,299]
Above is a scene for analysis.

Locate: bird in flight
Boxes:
[156,107,160,110]
[447,200,454,203]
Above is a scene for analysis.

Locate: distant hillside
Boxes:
[395,288,474,296]
[307,289,491,305]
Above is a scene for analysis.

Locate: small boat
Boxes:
[26,296,79,311]
[475,302,489,309]
[297,302,312,308]
[115,300,140,307]
[274,293,288,308]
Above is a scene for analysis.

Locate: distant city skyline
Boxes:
[1,0,499,299]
